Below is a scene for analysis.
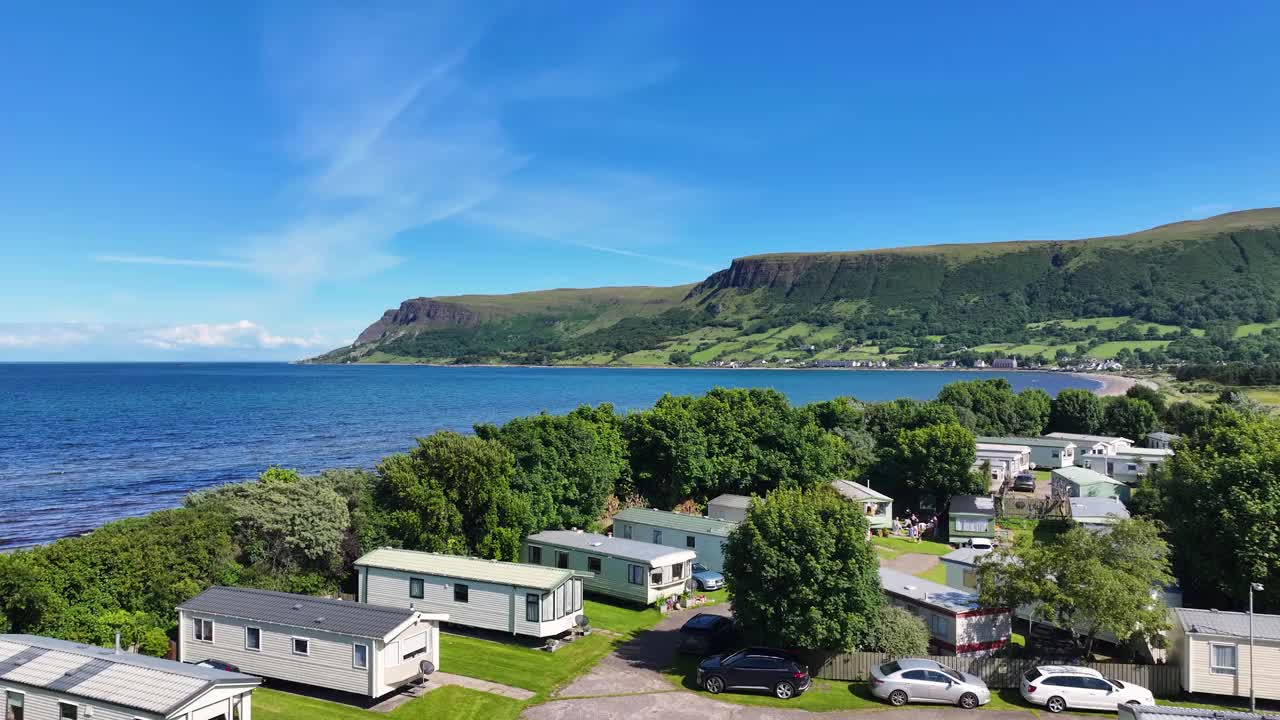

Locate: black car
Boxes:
[697,647,811,699]
[193,658,240,672]
[1012,473,1036,492]
[678,613,735,655]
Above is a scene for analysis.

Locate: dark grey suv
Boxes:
[697,647,811,699]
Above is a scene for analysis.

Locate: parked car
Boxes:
[964,537,994,550]
[1012,474,1036,492]
[697,647,810,700]
[690,562,725,591]
[1020,665,1155,713]
[869,658,991,709]
[678,613,735,655]
[193,658,240,672]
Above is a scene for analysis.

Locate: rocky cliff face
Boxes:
[354,299,482,345]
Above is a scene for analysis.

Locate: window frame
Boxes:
[292,636,311,656]
[652,529,663,544]
[587,555,602,574]
[528,545,542,564]
[352,642,369,670]
[193,617,215,643]
[454,583,469,603]
[245,626,261,652]
[627,563,644,585]
[409,577,425,599]
[6,691,24,720]
[686,535,696,549]
[1210,643,1238,675]
[672,562,684,580]
[556,551,569,569]
[526,593,541,623]
[58,702,78,720]
[621,524,632,539]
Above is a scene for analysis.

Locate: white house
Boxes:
[829,480,893,532]
[973,442,1032,489]
[706,494,752,523]
[612,508,736,572]
[976,436,1076,469]
[524,530,695,605]
[1167,607,1280,701]
[1,633,260,720]
[878,568,1011,656]
[177,586,446,699]
[1044,432,1134,460]
[354,548,586,638]
[1080,447,1174,485]
[1145,432,1180,450]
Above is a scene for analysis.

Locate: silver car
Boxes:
[869,658,991,709]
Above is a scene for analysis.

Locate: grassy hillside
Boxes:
[313,209,1280,366]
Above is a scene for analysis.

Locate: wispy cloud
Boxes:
[0,323,102,348]
[94,255,249,270]
[140,320,325,350]
[0,321,328,354]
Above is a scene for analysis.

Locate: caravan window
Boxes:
[672,563,683,580]
[409,577,425,599]
[193,618,214,642]
[58,703,77,720]
[353,643,369,670]
[556,551,569,569]
[454,584,469,603]
[528,545,542,564]
[245,626,261,651]
[587,556,602,573]
[6,691,24,720]
[627,564,644,585]
[1211,644,1237,675]
[653,529,663,544]
[686,535,696,549]
[955,518,988,533]
[292,637,310,656]
[621,524,632,539]
[526,593,540,623]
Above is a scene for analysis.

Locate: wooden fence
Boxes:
[804,652,1181,697]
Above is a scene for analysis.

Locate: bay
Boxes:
[0,363,1096,550]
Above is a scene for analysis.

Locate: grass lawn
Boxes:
[440,631,615,697]
[914,562,948,584]
[871,535,953,558]
[253,686,524,720]
[583,597,662,636]
[1088,340,1170,358]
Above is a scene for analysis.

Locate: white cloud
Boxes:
[94,255,249,270]
[0,323,102,348]
[139,320,325,351]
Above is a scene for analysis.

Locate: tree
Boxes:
[1124,384,1167,416]
[977,518,1172,656]
[477,405,627,531]
[871,423,981,507]
[722,488,882,650]
[936,379,1049,436]
[1102,397,1158,440]
[864,606,929,656]
[863,399,958,442]
[1048,388,1104,434]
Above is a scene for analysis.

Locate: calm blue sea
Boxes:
[0,363,1096,550]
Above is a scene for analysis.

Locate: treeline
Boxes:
[1174,362,1280,386]
[0,379,1224,656]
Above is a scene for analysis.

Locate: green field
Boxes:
[1234,319,1280,337]
[1088,340,1171,358]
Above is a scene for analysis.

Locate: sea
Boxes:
[0,363,1097,550]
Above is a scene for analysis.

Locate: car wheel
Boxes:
[888,689,909,706]
[775,681,796,699]
[1046,696,1066,713]
[959,692,979,709]
[704,676,724,694]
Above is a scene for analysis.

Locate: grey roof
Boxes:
[1068,497,1130,523]
[178,586,417,640]
[1146,432,1180,441]
[940,548,992,567]
[356,548,577,591]
[526,530,696,565]
[976,442,1033,454]
[707,493,752,509]
[977,435,1077,448]
[878,568,990,614]
[948,495,996,516]
[1053,465,1127,486]
[1174,607,1280,642]
[1120,705,1279,720]
[830,479,892,503]
[613,508,737,537]
[1045,432,1134,445]
[0,634,258,715]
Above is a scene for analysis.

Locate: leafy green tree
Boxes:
[668,350,692,365]
[863,399,958,441]
[1124,384,1167,416]
[864,606,930,655]
[977,518,1172,656]
[623,395,711,507]
[1102,397,1158,440]
[1162,401,1211,437]
[0,553,57,633]
[1048,388,1104,434]
[871,423,981,507]
[936,379,1048,436]
[723,488,882,650]
[476,405,627,532]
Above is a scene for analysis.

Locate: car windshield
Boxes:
[879,661,901,675]
[722,650,744,664]
[1106,678,1124,689]
[942,668,965,682]
[693,563,706,572]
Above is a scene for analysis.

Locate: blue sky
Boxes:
[3,1,1279,360]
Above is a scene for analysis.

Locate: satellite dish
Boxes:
[419,660,436,676]
[575,614,589,628]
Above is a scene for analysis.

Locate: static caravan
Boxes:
[878,568,1011,657]
[0,634,259,720]
[947,495,997,544]
[1082,447,1173,485]
[976,436,1076,469]
[524,530,695,605]
[178,586,446,699]
[355,548,585,638]
[1051,465,1130,503]
[1168,608,1280,701]
[612,508,736,572]
[939,548,992,593]
[1145,432,1180,450]
[1044,432,1134,460]
[973,443,1032,489]
[706,494,752,523]
[1068,496,1130,531]
[829,480,893,532]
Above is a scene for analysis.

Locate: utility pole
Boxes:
[1250,582,1263,713]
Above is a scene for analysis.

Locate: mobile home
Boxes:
[1080,447,1173,485]
[612,508,736,572]
[178,586,446,699]
[1051,465,1131,503]
[706,494,752,523]
[0,634,259,720]
[829,479,893,532]
[878,568,1011,656]
[1168,607,1280,701]
[355,548,585,638]
[1044,431,1134,459]
[973,442,1032,488]
[524,530,695,605]
[947,495,997,544]
[939,547,992,593]
[1067,496,1130,531]
[976,436,1076,469]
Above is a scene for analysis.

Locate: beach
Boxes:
[1074,372,1140,396]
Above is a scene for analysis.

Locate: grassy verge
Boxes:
[871,535,953,559]
[253,686,524,720]
[440,631,615,697]
[915,563,947,584]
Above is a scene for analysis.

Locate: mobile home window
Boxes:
[454,583,469,603]
[528,545,542,564]
[686,535,696,549]
[292,637,310,656]
[1210,644,1237,674]
[955,518,988,533]
[1127,463,1138,471]
[621,524,632,539]
[650,568,663,585]
[409,577,425,599]
[627,564,644,585]
[245,626,261,651]
[652,529,663,544]
[526,593,540,623]
[587,556,602,573]
[672,563,684,580]
[6,691,24,720]
[193,617,214,642]
[556,551,569,569]
[353,643,369,670]
[59,703,77,720]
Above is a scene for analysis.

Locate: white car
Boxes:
[965,537,994,550]
[1020,665,1155,713]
